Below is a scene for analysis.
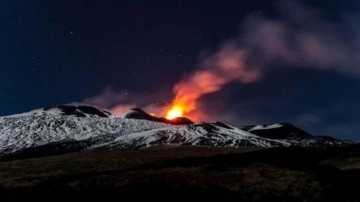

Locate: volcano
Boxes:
[0,105,347,159]
[0,105,359,201]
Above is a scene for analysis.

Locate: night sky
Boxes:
[1,0,360,140]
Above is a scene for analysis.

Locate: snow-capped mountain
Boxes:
[0,105,345,158]
[241,123,344,147]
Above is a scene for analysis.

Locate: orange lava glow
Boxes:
[163,47,260,122]
[165,105,184,120]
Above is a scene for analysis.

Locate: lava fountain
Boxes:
[165,105,184,120]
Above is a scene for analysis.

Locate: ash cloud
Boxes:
[240,0,360,75]
[81,0,359,121]
[172,0,360,118]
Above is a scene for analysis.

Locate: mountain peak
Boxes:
[241,122,315,140]
[120,108,193,125]
[43,105,111,118]
[120,108,150,118]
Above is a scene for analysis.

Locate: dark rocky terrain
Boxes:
[0,145,359,201]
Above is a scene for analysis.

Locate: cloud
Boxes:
[241,0,360,75]
[79,86,168,116]
[82,86,133,108]
[109,104,136,115]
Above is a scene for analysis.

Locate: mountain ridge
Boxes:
[0,105,348,159]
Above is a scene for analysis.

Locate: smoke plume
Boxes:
[82,0,359,120]
[169,0,360,117]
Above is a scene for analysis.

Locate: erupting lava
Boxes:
[165,105,184,120]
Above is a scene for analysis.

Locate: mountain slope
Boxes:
[0,105,347,158]
[100,122,288,149]
[241,123,344,146]
[0,106,168,154]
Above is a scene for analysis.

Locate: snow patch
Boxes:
[248,124,283,131]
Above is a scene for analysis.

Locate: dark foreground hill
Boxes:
[0,145,359,202]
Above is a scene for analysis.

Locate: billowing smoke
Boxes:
[172,46,261,114]
[169,0,360,117]
[81,0,360,120]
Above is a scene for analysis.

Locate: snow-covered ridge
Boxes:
[100,122,289,149]
[4,105,112,118]
[248,124,283,131]
[0,105,345,156]
[0,106,170,154]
